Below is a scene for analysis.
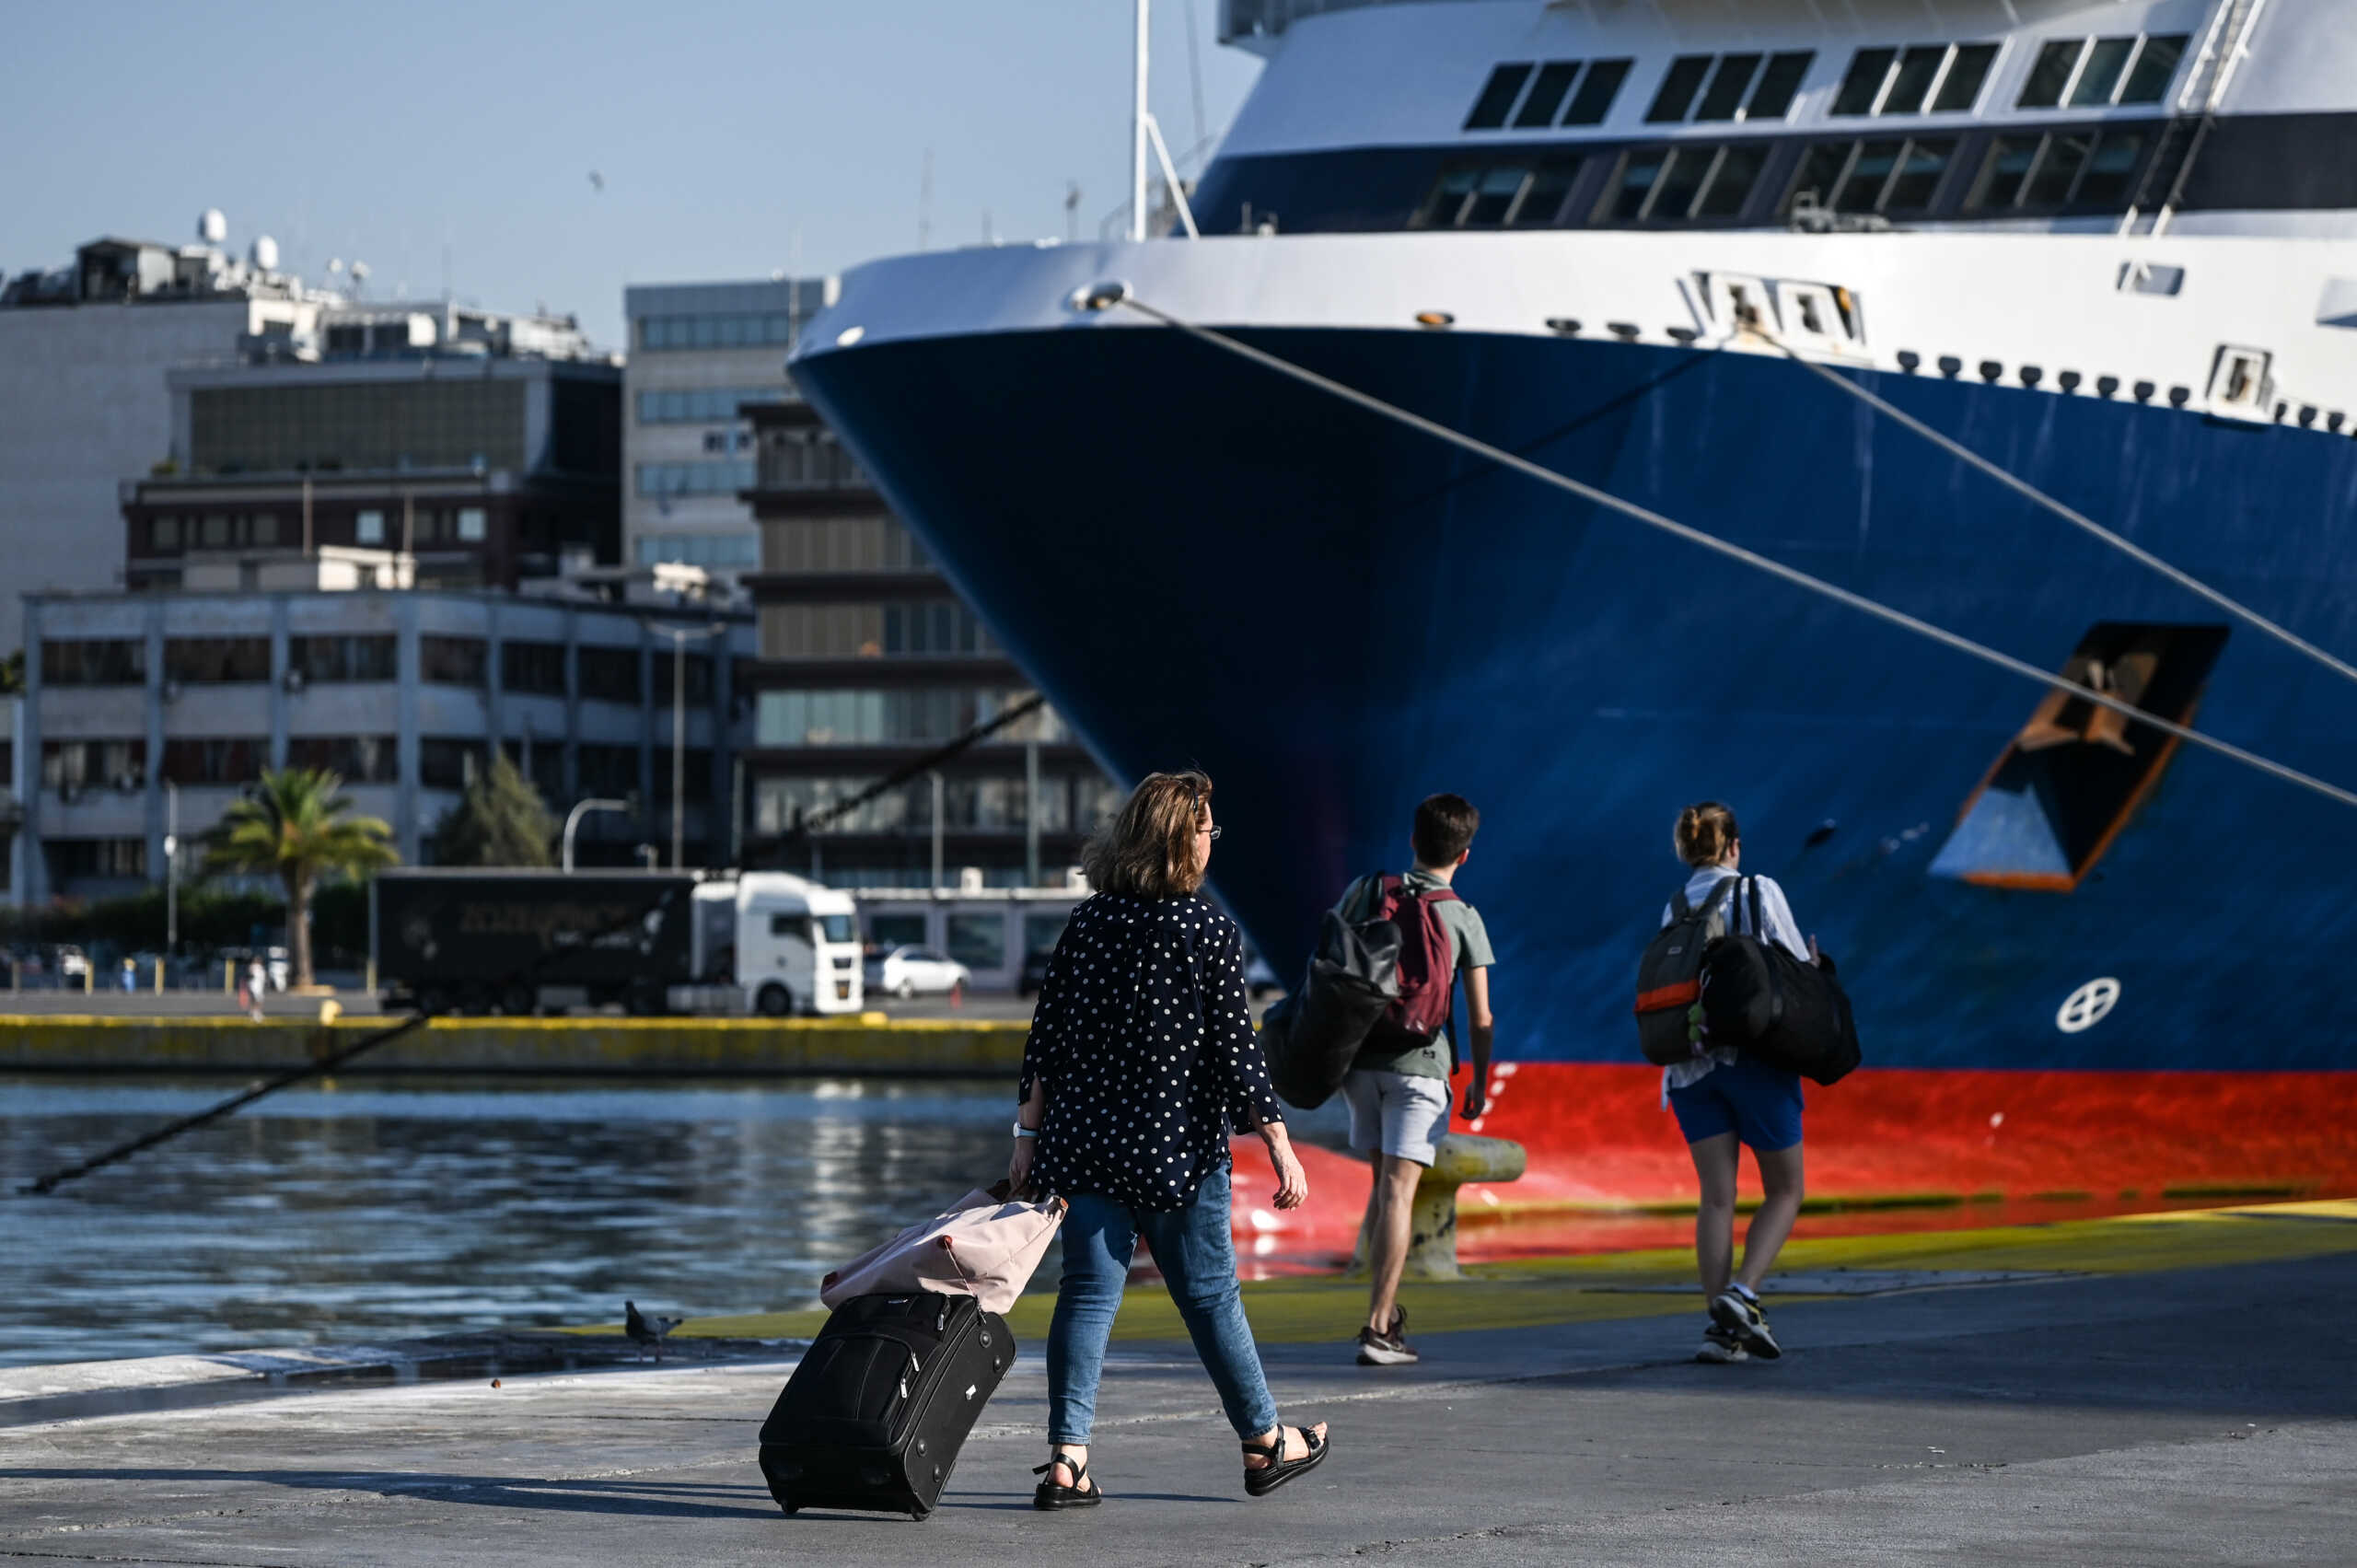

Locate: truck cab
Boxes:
[722,873,865,1016]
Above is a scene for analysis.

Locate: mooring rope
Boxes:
[1771,341,2357,691]
[1092,287,2357,813]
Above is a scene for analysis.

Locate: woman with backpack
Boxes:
[1009,771,1329,1507]
[1661,801,1812,1365]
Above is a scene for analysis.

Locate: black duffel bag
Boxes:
[1260,906,1401,1109]
[1700,936,1862,1087]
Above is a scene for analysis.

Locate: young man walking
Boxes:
[1338,793,1494,1367]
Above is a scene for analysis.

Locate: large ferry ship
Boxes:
[791,0,2357,1217]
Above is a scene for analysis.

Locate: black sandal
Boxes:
[1242,1423,1329,1497]
[1032,1453,1103,1509]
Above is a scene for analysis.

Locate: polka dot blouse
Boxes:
[1019,891,1283,1212]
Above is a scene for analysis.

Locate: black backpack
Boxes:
[1632,877,1743,1067]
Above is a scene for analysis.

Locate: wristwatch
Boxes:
[1012,1123,1038,1139]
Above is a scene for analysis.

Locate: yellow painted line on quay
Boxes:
[575,1197,2357,1349]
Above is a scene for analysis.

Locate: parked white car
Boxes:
[865,945,970,1000]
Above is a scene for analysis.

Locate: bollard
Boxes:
[1346,1132,1528,1282]
[83,963,92,995]
[154,958,164,995]
[225,958,234,994]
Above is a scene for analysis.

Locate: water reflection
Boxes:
[0,1076,1015,1367]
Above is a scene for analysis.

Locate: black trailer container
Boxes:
[373,869,698,1016]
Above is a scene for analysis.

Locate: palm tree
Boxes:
[206,767,398,990]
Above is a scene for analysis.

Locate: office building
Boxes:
[621,277,834,587]
[1,694,23,905]
[740,401,1118,889]
[0,221,333,655]
[17,574,751,905]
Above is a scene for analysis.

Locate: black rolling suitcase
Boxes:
[758,1291,1015,1520]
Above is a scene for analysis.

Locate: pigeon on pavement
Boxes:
[624,1300,685,1362]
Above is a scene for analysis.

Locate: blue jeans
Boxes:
[1046,1165,1279,1445]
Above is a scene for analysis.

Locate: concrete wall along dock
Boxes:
[0,1015,1028,1077]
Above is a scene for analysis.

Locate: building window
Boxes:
[635,532,761,568]
[753,433,869,491]
[420,635,487,687]
[165,636,271,684]
[651,651,715,704]
[498,738,566,804]
[2017,33,2188,110]
[635,386,793,424]
[946,912,1006,970]
[50,838,148,880]
[577,742,640,796]
[636,459,758,498]
[42,739,145,793]
[759,516,932,574]
[285,735,398,784]
[456,506,487,542]
[160,738,268,786]
[501,641,567,696]
[577,645,642,703]
[354,509,386,545]
[419,738,484,790]
[755,689,1062,749]
[41,639,145,687]
[291,633,397,683]
[149,516,181,552]
[652,747,713,803]
[636,312,799,351]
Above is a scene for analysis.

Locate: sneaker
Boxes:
[1709,1288,1782,1360]
[1695,1324,1749,1364]
[1355,1325,1419,1366]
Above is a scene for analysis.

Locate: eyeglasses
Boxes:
[1198,824,1223,840]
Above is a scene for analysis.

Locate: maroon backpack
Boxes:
[1353,873,1463,1066]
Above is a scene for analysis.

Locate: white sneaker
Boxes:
[1695,1324,1748,1364]
[1710,1289,1782,1360]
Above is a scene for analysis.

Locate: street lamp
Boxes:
[163,780,179,958]
[652,621,726,870]
[562,797,631,873]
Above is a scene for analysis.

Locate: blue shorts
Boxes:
[1666,1056,1805,1153]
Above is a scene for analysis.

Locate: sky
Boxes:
[2,1,1262,349]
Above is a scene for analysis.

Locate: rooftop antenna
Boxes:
[1064,180,1082,242]
[349,260,371,299]
[919,147,935,251]
[1182,0,1208,157]
[1131,0,1150,243]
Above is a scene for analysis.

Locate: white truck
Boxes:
[691,872,866,1016]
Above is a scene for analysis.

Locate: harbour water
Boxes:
[0,1076,1021,1367]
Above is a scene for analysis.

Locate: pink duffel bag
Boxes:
[820,1183,1067,1316]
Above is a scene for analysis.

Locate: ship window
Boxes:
[1881,46,1948,115]
[1745,52,1814,120]
[1412,166,1481,226]
[1508,158,1583,226]
[2074,133,2145,204]
[1832,48,1897,115]
[1932,43,1998,110]
[1884,138,1956,210]
[1656,146,1719,216]
[1608,149,1666,218]
[1647,56,1713,122]
[1562,58,1631,124]
[2119,35,2188,104]
[1463,63,1534,130]
[1694,144,1768,217]
[1972,135,2043,206]
[1463,167,1530,226]
[1833,140,1902,211]
[2026,132,2093,204]
[1785,143,1852,213]
[2017,40,2082,109]
[1694,53,1761,122]
[1927,623,2228,891]
[2068,37,2135,107]
[1514,61,1583,127]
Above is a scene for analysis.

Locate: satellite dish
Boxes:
[199,208,227,244]
[350,260,371,281]
[250,235,280,271]
[326,258,344,275]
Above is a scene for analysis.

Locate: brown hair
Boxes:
[1411,793,1480,866]
[1674,801,1739,867]
[1082,771,1213,899]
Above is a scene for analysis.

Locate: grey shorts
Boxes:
[1341,1068,1452,1167]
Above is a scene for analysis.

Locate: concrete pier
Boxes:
[5,1201,2353,1565]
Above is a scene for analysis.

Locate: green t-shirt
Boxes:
[1335,868,1495,1081]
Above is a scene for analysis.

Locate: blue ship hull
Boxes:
[795,326,2357,1075]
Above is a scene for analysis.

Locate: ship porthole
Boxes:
[2056,978,2121,1034]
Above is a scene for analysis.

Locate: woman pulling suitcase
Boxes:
[1659,802,1815,1365]
[1011,771,1330,1507]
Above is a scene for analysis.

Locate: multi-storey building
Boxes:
[17,572,750,904]
[0,223,334,655]
[1,694,23,906]
[739,401,1119,892]
[620,278,833,587]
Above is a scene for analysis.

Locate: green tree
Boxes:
[0,648,22,695]
[429,752,558,868]
[206,768,398,989]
